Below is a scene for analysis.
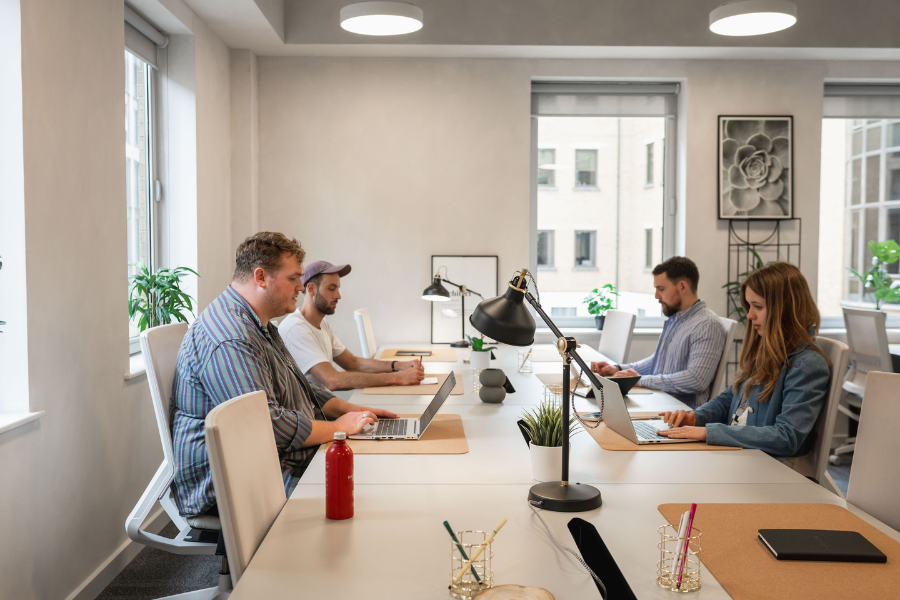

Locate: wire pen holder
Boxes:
[517,349,533,373]
[657,524,702,593]
[449,530,494,599]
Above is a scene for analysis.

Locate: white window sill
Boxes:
[0,411,46,436]
[125,352,147,381]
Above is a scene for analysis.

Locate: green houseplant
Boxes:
[466,334,497,370]
[583,284,619,329]
[848,240,900,309]
[520,398,579,482]
[128,264,199,332]
[721,248,764,324]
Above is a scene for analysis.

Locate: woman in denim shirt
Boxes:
[657,262,832,457]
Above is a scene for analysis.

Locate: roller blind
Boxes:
[823,84,900,119]
[125,22,157,67]
[531,82,679,118]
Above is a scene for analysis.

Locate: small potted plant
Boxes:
[582,283,619,330]
[519,399,578,482]
[467,334,497,370]
[128,263,200,331]
[847,240,900,309]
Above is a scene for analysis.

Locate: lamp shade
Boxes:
[422,277,451,301]
[469,285,536,346]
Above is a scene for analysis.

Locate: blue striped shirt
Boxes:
[622,299,726,408]
[171,286,334,518]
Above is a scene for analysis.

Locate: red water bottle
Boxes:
[326,431,354,520]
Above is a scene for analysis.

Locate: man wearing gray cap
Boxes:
[279,260,425,391]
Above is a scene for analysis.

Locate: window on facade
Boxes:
[537,230,555,268]
[819,118,900,317]
[126,50,156,351]
[646,142,654,185]
[645,229,653,269]
[537,149,556,187]
[575,150,598,187]
[574,230,596,267]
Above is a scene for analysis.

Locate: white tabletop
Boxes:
[228,343,886,599]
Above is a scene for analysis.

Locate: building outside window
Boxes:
[537,149,556,187]
[575,149,598,187]
[125,50,157,352]
[646,142,654,185]
[537,230,555,269]
[574,230,596,267]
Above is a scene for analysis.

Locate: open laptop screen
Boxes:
[419,372,456,431]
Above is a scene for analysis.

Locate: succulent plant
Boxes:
[721,119,790,217]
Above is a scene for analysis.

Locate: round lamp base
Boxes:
[528,482,602,512]
[449,340,470,348]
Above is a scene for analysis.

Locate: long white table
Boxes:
[228,343,898,599]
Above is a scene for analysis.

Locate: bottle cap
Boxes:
[333,431,347,441]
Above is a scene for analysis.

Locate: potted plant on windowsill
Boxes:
[128,264,200,332]
[519,398,579,482]
[847,240,900,310]
[583,283,618,330]
[467,334,497,370]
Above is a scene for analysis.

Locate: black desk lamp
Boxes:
[469,268,603,512]
[422,271,484,348]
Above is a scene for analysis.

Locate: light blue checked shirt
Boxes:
[621,299,726,408]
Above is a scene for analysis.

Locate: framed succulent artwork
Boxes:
[718,116,792,219]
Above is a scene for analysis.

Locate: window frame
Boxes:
[574,149,598,189]
[645,228,654,270]
[537,148,556,189]
[126,50,159,355]
[573,230,597,269]
[537,229,555,270]
[646,141,654,186]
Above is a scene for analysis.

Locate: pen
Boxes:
[452,518,507,584]
[520,348,532,369]
[676,504,697,588]
[673,511,688,583]
[443,521,481,582]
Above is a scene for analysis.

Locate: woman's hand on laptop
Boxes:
[658,409,696,428]
[656,426,707,441]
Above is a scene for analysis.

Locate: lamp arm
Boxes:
[441,278,484,298]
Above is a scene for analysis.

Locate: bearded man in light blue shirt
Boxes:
[591,256,726,408]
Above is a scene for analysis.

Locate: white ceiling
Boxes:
[139,0,900,59]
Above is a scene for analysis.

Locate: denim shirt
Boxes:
[692,343,831,457]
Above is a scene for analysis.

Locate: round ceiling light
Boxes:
[341,2,423,36]
[709,0,797,36]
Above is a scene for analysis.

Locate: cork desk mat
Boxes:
[658,503,900,600]
[587,422,742,451]
[362,372,464,395]
[326,414,468,454]
[379,348,458,362]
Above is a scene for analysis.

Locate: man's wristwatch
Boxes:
[613,364,621,372]
[391,361,398,372]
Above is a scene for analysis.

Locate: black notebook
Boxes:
[758,529,887,563]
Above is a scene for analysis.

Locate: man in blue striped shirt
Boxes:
[171,232,396,520]
[591,257,726,408]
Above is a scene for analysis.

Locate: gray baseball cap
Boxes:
[301,261,352,286]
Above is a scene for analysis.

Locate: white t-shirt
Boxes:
[278,310,346,388]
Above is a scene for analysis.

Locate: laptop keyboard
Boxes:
[633,420,668,441]
[374,419,407,436]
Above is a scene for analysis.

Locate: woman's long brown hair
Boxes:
[732,262,831,402]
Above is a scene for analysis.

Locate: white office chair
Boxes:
[790,336,848,495]
[354,308,377,359]
[125,323,231,599]
[597,309,635,365]
[708,317,738,399]
[830,308,894,463]
[846,371,900,532]
[206,391,288,587]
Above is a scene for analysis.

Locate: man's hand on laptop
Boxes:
[613,368,640,378]
[658,409,696,428]
[590,361,619,376]
[336,411,377,435]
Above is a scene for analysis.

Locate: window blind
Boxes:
[124,6,167,68]
[531,83,679,118]
[824,84,900,119]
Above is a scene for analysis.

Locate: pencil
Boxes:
[443,521,480,582]
[452,518,507,584]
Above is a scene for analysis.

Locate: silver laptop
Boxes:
[349,372,456,440]
[590,374,692,444]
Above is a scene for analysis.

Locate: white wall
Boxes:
[230,49,260,248]
[0,1,234,598]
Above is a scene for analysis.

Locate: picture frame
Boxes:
[718,115,793,220]
[430,255,499,344]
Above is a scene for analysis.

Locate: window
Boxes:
[537,230,555,269]
[537,149,556,187]
[574,230,596,268]
[126,50,157,352]
[645,228,653,269]
[646,142,654,185]
[575,150,597,187]
[551,307,577,317]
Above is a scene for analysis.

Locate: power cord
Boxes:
[528,500,608,599]
[571,365,603,430]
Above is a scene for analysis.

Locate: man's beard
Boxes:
[660,295,681,317]
[315,292,335,315]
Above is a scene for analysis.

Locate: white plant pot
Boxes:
[529,443,568,483]
[470,350,491,370]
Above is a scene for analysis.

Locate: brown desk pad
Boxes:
[332,414,468,454]
[658,503,900,600]
[586,422,742,451]
[380,348,458,362]
[362,372,464,395]
[536,373,587,390]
